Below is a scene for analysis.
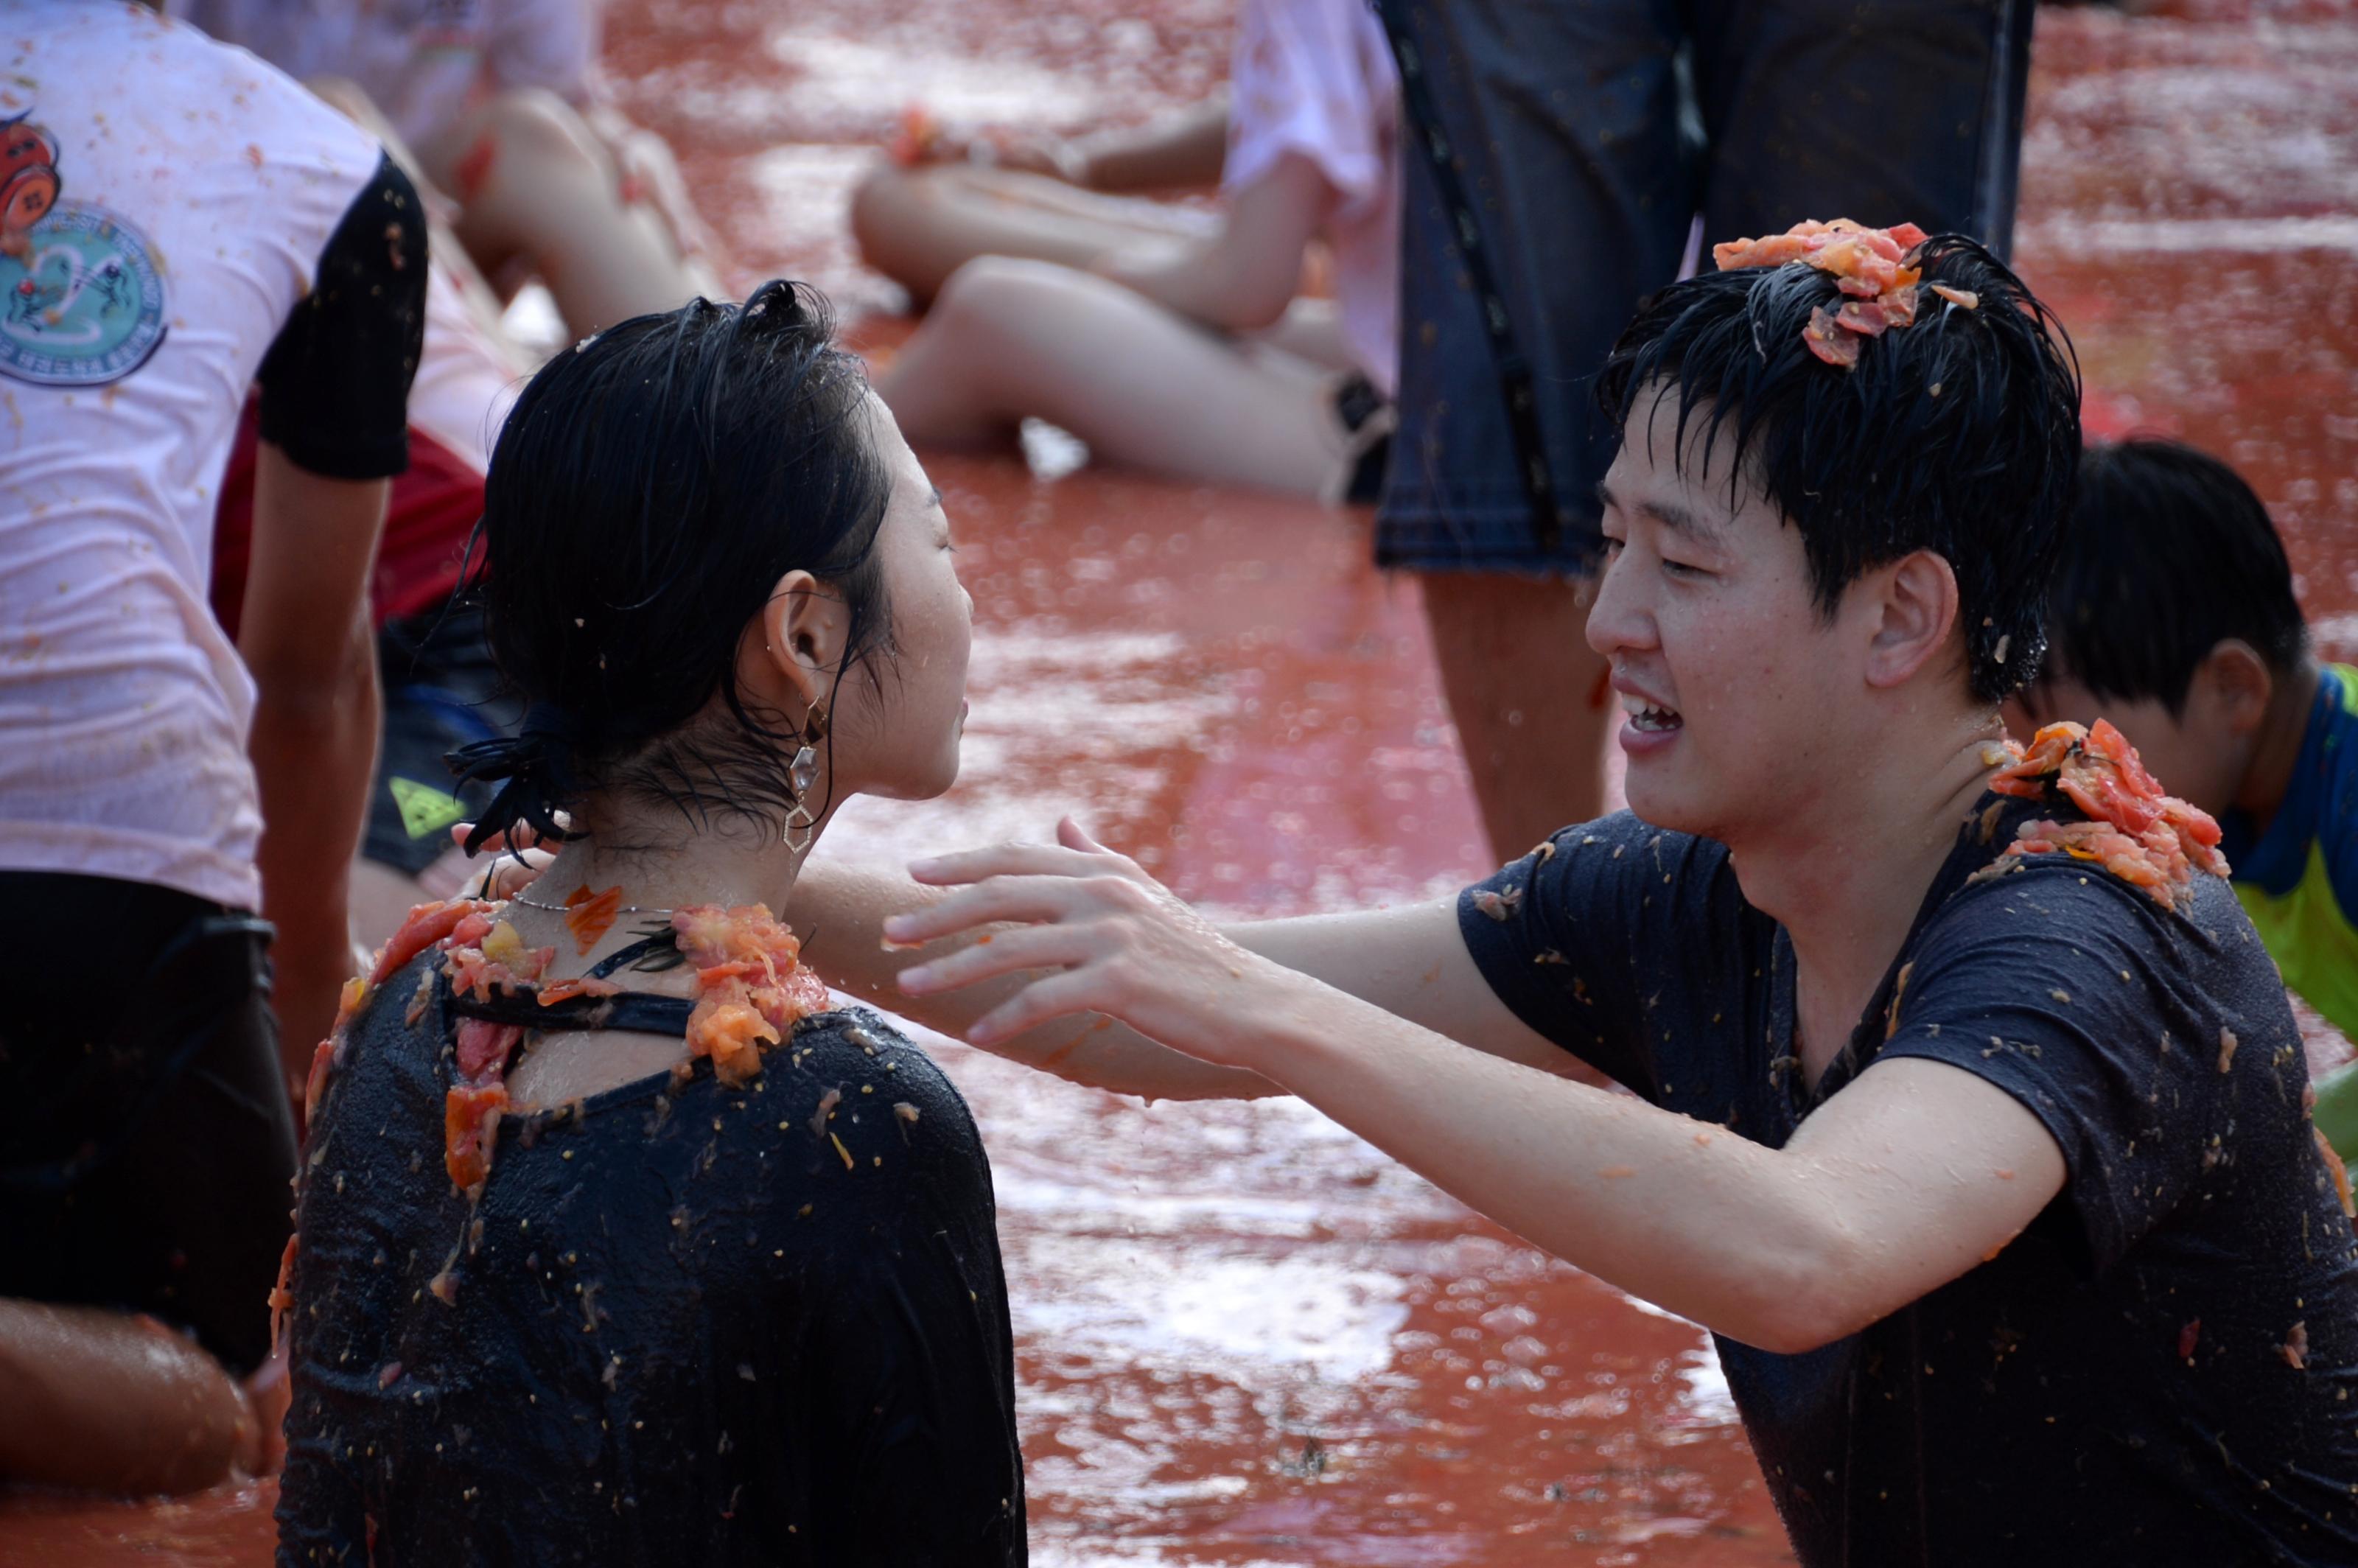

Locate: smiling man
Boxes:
[588,224,2358,1561]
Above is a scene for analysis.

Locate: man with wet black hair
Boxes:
[2014,438,2358,1158]
[769,223,2358,1562]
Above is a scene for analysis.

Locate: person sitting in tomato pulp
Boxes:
[746,220,2358,1564]
[2011,437,2358,1163]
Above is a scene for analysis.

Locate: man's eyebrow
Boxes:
[1645,497,1720,540]
[1595,481,1722,542]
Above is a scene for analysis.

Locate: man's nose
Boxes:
[1584,551,1651,661]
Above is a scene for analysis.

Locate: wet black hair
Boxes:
[1594,234,2082,704]
[451,281,894,853]
[2036,438,2307,715]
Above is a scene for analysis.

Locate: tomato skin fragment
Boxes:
[2317,1127,2356,1219]
[686,998,780,1085]
[268,1233,299,1355]
[561,883,625,955]
[889,103,942,168]
[303,1036,339,1125]
[455,1018,524,1082]
[1803,307,1862,368]
[537,976,622,1007]
[663,904,836,1086]
[1979,720,2228,908]
[1715,219,1935,366]
[371,898,498,984]
[444,1082,508,1195]
[333,976,371,1033]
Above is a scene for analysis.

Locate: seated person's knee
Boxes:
[930,253,1074,340]
[472,86,606,178]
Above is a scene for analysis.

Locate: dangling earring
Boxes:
[783,704,828,853]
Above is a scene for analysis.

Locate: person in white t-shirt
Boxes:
[0,0,425,1495]
[210,80,542,951]
[870,0,1400,503]
[175,0,720,335]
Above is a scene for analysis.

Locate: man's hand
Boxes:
[892,818,1298,1062]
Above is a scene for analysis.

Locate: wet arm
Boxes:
[1096,153,1326,334]
[886,830,2068,1348]
[1061,92,1231,190]
[790,858,1566,1100]
[1226,999,2068,1351]
[241,451,385,1082]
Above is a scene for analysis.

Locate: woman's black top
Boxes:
[276,952,1025,1566]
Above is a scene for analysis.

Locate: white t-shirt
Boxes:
[0,0,384,909]
[1223,0,1401,396]
[172,0,601,155]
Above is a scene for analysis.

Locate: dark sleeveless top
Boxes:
[276,952,1026,1566]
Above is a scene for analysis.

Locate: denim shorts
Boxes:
[1373,0,2036,574]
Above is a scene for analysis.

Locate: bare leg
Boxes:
[1418,573,1613,861]
[305,76,542,373]
[0,1301,280,1494]
[875,256,1344,496]
[419,88,721,336]
[849,161,1214,307]
[1252,295,1354,374]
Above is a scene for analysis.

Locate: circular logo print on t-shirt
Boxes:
[0,202,169,387]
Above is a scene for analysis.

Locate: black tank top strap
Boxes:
[586,933,680,981]
[444,982,693,1039]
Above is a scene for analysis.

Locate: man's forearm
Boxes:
[1233,981,1854,1351]
[248,616,378,1082]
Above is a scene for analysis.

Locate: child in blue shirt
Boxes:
[2011,438,2358,1154]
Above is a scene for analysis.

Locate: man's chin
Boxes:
[1620,777,1721,841]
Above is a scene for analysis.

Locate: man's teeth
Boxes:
[1617,693,1682,731]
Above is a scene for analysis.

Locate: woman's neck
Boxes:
[499,797,834,976]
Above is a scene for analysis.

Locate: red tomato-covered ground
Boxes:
[6,0,2356,1562]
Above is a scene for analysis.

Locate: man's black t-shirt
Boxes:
[1459,797,2358,1567]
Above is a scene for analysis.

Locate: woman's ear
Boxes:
[750,568,850,715]
[1863,548,1962,690]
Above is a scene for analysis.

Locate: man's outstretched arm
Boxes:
[885,824,2069,1352]
[787,844,1572,1101]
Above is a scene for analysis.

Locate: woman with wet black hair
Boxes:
[274,281,1021,1566]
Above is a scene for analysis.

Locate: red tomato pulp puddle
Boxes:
[7,1,2356,1562]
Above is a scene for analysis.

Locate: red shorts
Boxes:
[209,396,486,639]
